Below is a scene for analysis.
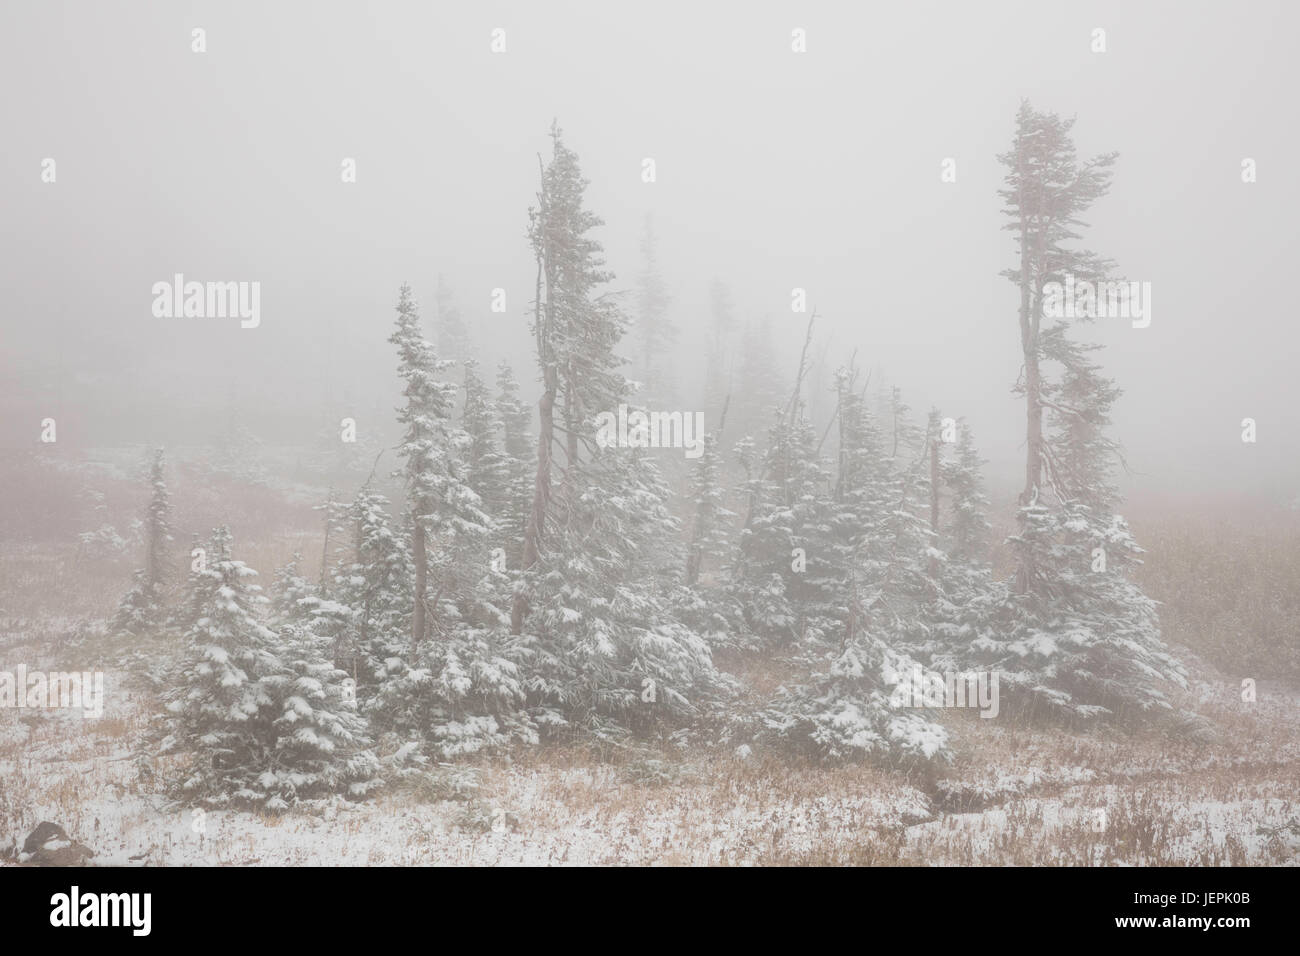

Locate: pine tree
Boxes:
[378,286,526,757]
[461,359,510,524]
[312,488,350,597]
[113,448,173,635]
[943,419,992,565]
[161,527,281,807]
[510,123,723,737]
[760,371,951,766]
[270,552,316,626]
[964,102,1185,724]
[331,486,412,686]
[434,273,475,366]
[634,214,677,401]
[162,528,382,808]
[389,283,493,658]
[733,407,835,644]
[495,360,534,568]
[263,621,382,808]
[685,432,733,586]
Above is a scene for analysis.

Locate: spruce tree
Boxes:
[161,527,281,807]
[113,448,173,635]
[389,283,492,657]
[634,214,677,401]
[461,359,510,526]
[510,123,722,737]
[270,552,316,627]
[495,360,534,568]
[762,373,951,765]
[966,102,1185,724]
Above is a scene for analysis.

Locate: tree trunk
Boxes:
[1016,195,1041,595]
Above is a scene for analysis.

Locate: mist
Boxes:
[4,0,1298,515]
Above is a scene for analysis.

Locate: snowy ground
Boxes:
[2,658,1297,866]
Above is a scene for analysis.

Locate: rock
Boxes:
[18,821,94,866]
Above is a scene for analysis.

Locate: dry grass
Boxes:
[2,467,1298,865]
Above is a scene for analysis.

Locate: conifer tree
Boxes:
[461,359,510,523]
[331,486,412,685]
[263,622,383,807]
[762,372,951,765]
[161,527,281,806]
[510,123,722,736]
[434,273,475,366]
[634,214,677,400]
[162,528,381,808]
[966,102,1185,723]
[495,360,534,567]
[270,552,316,626]
[389,283,492,657]
[943,419,992,565]
[113,448,173,635]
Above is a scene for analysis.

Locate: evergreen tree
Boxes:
[733,407,835,645]
[434,273,475,366]
[331,486,413,686]
[510,123,723,737]
[263,622,383,808]
[389,283,493,657]
[112,448,173,635]
[761,372,951,765]
[965,102,1185,724]
[461,359,510,524]
[943,419,992,565]
[378,286,526,757]
[634,214,677,400]
[161,527,281,807]
[162,528,381,808]
[270,552,316,626]
[495,360,534,568]
[685,432,733,586]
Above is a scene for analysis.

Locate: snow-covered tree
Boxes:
[461,359,510,525]
[270,553,315,625]
[373,286,528,758]
[759,371,952,766]
[162,528,382,808]
[685,431,733,587]
[509,123,723,738]
[733,407,835,645]
[495,360,534,568]
[262,622,382,808]
[389,283,493,657]
[943,419,992,565]
[112,448,172,635]
[161,527,282,807]
[330,486,412,685]
[960,102,1185,724]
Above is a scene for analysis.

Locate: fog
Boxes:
[4,0,1298,513]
